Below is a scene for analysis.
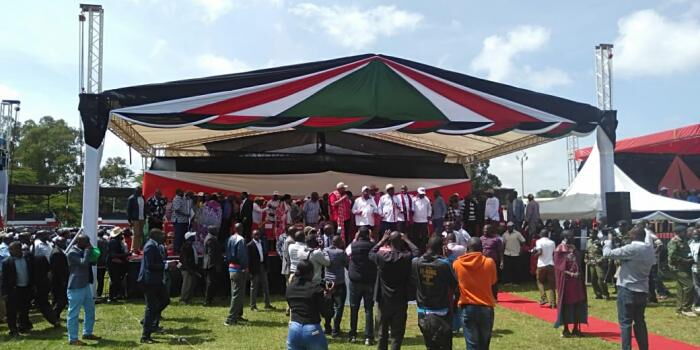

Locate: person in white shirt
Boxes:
[287,231,308,277]
[252,197,265,228]
[532,229,556,307]
[353,186,379,229]
[411,187,432,252]
[378,184,400,234]
[502,222,526,284]
[33,230,53,261]
[396,185,413,233]
[442,221,471,248]
[484,189,500,222]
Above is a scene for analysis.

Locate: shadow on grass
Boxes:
[89,338,141,348]
[165,316,207,324]
[165,325,212,336]
[492,328,514,338]
[248,319,288,327]
[165,335,215,346]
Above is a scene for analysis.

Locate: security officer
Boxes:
[585,236,609,300]
[667,225,696,317]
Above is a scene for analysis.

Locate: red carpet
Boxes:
[498,292,700,350]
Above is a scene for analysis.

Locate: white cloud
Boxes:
[470,25,571,90]
[0,84,20,100]
[195,54,253,75]
[192,0,235,22]
[614,9,700,77]
[289,3,423,50]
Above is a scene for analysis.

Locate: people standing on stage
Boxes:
[267,191,283,235]
[171,189,190,254]
[220,194,236,240]
[453,237,497,350]
[179,232,200,304]
[484,189,500,223]
[603,227,655,350]
[585,235,610,300]
[462,195,478,237]
[248,229,273,311]
[353,186,379,231]
[276,194,292,238]
[412,187,431,252]
[501,222,525,284]
[412,236,457,350]
[533,229,556,308]
[396,185,414,234]
[445,195,462,230]
[138,229,168,344]
[50,236,69,319]
[146,189,167,230]
[67,234,101,345]
[198,194,222,252]
[431,190,447,236]
[252,197,265,231]
[525,194,541,237]
[2,242,33,336]
[554,232,588,337]
[329,183,353,241]
[508,191,525,230]
[347,227,377,345]
[370,231,420,350]
[323,235,348,337]
[127,187,146,253]
[239,192,254,239]
[203,225,223,306]
[379,184,400,234]
[667,225,696,317]
[288,196,302,225]
[225,223,249,326]
[285,260,332,350]
[303,192,322,228]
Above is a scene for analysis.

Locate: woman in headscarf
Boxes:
[553,231,588,337]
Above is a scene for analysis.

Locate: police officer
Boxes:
[586,236,609,300]
[667,225,696,317]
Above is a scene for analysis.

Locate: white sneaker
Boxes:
[694,307,700,313]
[680,311,698,317]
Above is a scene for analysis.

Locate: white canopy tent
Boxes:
[539,140,700,222]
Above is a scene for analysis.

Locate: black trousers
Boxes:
[51,281,68,319]
[34,281,58,324]
[108,262,127,299]
[502,255,520,283]
[411,222,429,254]
[5,287,32,332]
[96,266,107,297]
[418,313,452,350]
[204,268,219,304]
[142,284,170,338]
[378,301,408,350]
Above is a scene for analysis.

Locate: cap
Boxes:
[272,190,280,196]
[336,182,345,189]
[400,184,408,190]
[674,225,688,234]
[185,231,197,240]
[361,186,369,192]
[385,184,394,190]
[417,187,426,194]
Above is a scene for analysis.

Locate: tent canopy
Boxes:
[80,54,610,162]
[575,123,700,161]
[540,141,700,221]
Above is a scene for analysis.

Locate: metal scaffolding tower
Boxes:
[0,100,20,220]
[79,4,104,94]
[595,44,614,111]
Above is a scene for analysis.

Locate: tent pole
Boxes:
[597,112,617,220]
[81,144,103,245]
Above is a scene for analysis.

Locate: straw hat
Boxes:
[109,227,124,238]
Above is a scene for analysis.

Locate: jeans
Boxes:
[173,222,189,253]
[142,284,170,338]
[287,321,328,350]
[616,286,648,350]
[67,286,95,341]
[349,281,374,339]
[432,218,445,236]
[227,271,247,322]
[418,312,452,350]
[250,266,271,308]
[323,283,347,334]
[378,302,408,350]
[462,305,494,350]
[452,307,463,332]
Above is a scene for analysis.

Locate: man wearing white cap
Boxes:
[329,182,352,238]
[353,186,379,229]
[412,187,432,252]
[378,184,400,233]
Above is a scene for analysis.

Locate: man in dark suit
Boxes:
[239,192,254,239]
[1,242,33,336]
[31,236,60,327]
[127,187,146,253]
[179,232,200,304]
[138,229,168,344]
[202,226,223,306]
[49,236,69,319]
[247,229,273,311]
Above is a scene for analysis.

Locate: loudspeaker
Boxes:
[606,192,631,225]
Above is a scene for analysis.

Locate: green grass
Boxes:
[0,282,695,349]
[505,282,700,346]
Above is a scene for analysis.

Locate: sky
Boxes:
[1,0,699,194]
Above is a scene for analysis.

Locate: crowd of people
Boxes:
[0,182,699,350]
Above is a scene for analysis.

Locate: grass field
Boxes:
[0,283,697,349]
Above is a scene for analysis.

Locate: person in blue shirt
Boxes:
[225,223,249,326]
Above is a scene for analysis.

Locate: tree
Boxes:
[13,116,81,185]
[133,172,144,187]
[468,161,502,193]
[100,157,135,187]
[536,189,562,198]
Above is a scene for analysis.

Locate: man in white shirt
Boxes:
[353,186,379,229]
[442,221,471,248]
[33,230,53,261]
[396,185,413,233]
[252,197,264,228]
[484,189,500,222]
[411,187,432,252]
[532,229,556,307]
[502,222,525,284]
[378,184,400,234]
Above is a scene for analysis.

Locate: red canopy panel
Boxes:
[575,123,700,161]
